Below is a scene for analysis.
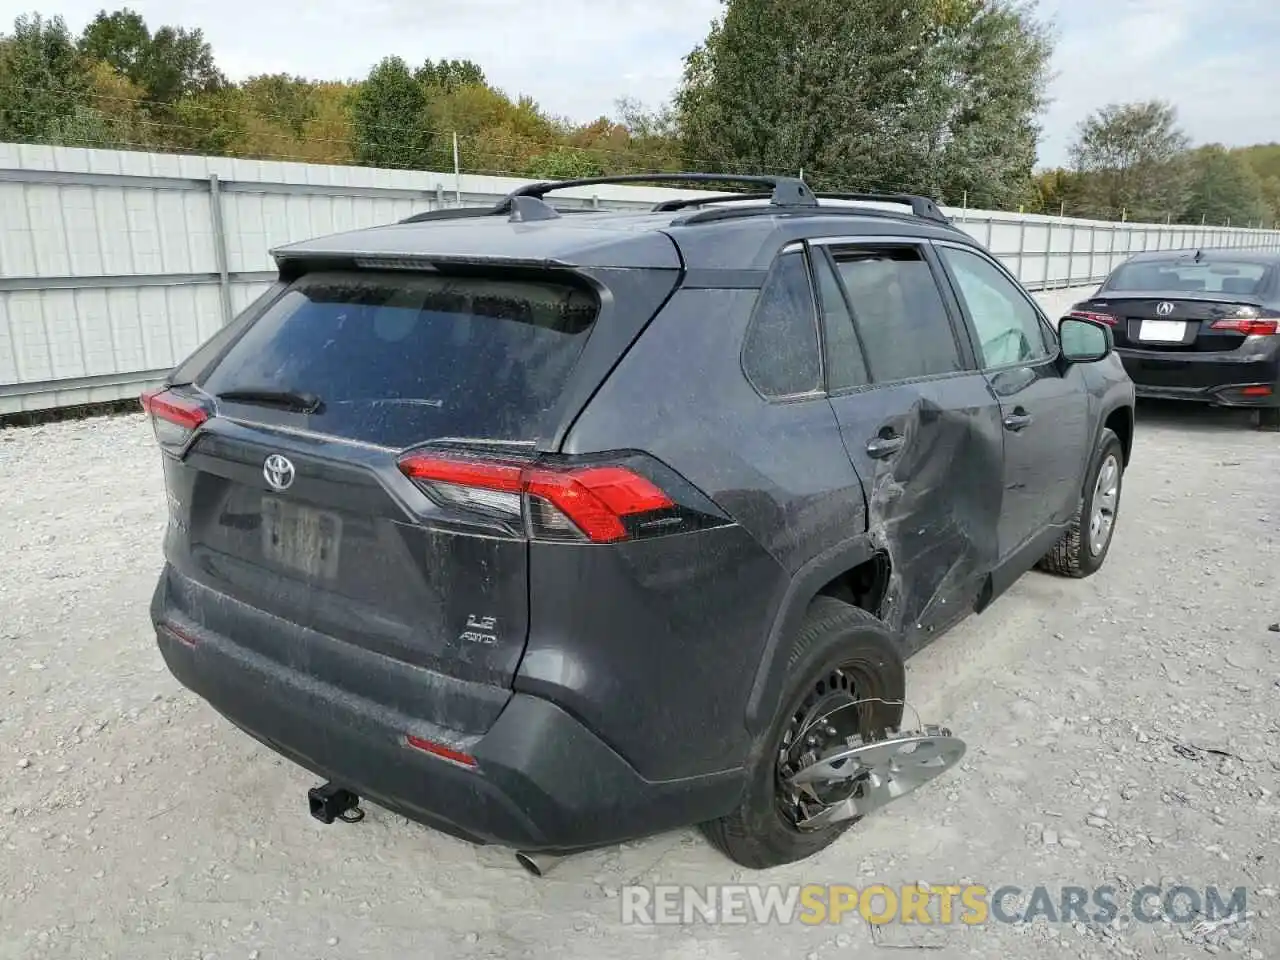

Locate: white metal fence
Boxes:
[3,142,1280,414]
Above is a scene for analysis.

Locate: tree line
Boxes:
[0,5,1276,227]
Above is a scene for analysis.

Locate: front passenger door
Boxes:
[934,243,1090,565]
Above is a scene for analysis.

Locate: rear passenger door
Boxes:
[932,242,1090,562]
[811,239,1005,648]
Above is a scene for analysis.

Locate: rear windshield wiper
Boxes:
[216,388,324,414]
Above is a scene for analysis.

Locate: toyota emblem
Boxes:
[263,454,296,492]
[1156,301,1175,317]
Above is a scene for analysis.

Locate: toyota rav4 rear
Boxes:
[146,214,761,856]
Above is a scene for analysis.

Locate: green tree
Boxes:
[78,8,150,78]
[925,0,1052,207]
[0,13,89,142]
[351,56,433,168]
[78,9,224,106]
[1068,100,1191,222]
[524,145,604,180]
[1029,167,1082,215]
[241,73,318,137]
[674,0,1051,204]
[141,24,224,103]
[1181,145,1272,226]
[415,58,485,91]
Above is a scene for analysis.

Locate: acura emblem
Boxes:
[1156,301,1175,316]
[263,454,295,492]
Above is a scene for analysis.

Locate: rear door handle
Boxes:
[1003,411,1033,432]
[866,434,905,459]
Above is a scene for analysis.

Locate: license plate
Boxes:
[1138,319,1186,343]
[262,497,342,579]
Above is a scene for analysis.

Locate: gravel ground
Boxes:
[2,402,1278,960]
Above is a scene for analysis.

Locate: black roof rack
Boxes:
[510,173,818,209]
[396,173,949,227]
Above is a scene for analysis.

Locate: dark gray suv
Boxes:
[144,174,1135,871]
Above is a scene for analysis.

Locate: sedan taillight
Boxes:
[1210,318,1278,336]
[1068,310,1118,327]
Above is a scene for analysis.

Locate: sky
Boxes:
[6,0,1280,169]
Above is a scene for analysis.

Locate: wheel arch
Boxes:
[1103,403,1134,466]
[745,536,898,735]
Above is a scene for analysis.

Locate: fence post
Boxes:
[1107,222,1116,276]
[208,174,233,328]
[1087,224,1095,282]
[1065,223,1075,288]
[1016,217,1028,284]
[1042,219,1053,288]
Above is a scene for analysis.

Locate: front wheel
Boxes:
[1038,428,1124,578]
[700,598,905,870]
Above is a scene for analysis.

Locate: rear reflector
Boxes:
[158,622,199,648]
[1069,310,1118,327]
[1210,318,1278,336]
[1241,385,1273,397]
[399,453,676,543]
[404,734,477,768]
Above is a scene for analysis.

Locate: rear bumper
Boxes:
[152,574,743,852]
[1117,347,1280,407]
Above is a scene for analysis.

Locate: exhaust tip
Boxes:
[515,850,561,877]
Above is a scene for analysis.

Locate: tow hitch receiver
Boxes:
[308,782,365,824]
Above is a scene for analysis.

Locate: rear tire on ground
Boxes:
[1259,407,1280,432]
[700,597,905,870]
[1038,428,1124,578]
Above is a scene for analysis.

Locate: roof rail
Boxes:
[510,173,818,209]
[662,190,949,226]
[816,192,949,224]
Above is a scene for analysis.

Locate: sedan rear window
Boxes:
[200,270,597,448]
[1106,260,1269,295]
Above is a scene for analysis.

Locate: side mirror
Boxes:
[1058,316,1113,363]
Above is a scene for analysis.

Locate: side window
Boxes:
[833,247,964,383]
[812,252,869,392]
[938,245,1050,369]
[742,250,822,399]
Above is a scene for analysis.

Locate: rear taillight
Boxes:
[1069,310,1118,326]
[1210,318,1278,336]
[141,388,210,450]
[398,452,690,543]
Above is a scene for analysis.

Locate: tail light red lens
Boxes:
[1069,310,1118,326]
[141,388,210,449]
[398,453,678,543]
[1210,318,1278,336]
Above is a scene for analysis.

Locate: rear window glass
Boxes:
[1106,260,1268,295]
[200,270,597,447]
